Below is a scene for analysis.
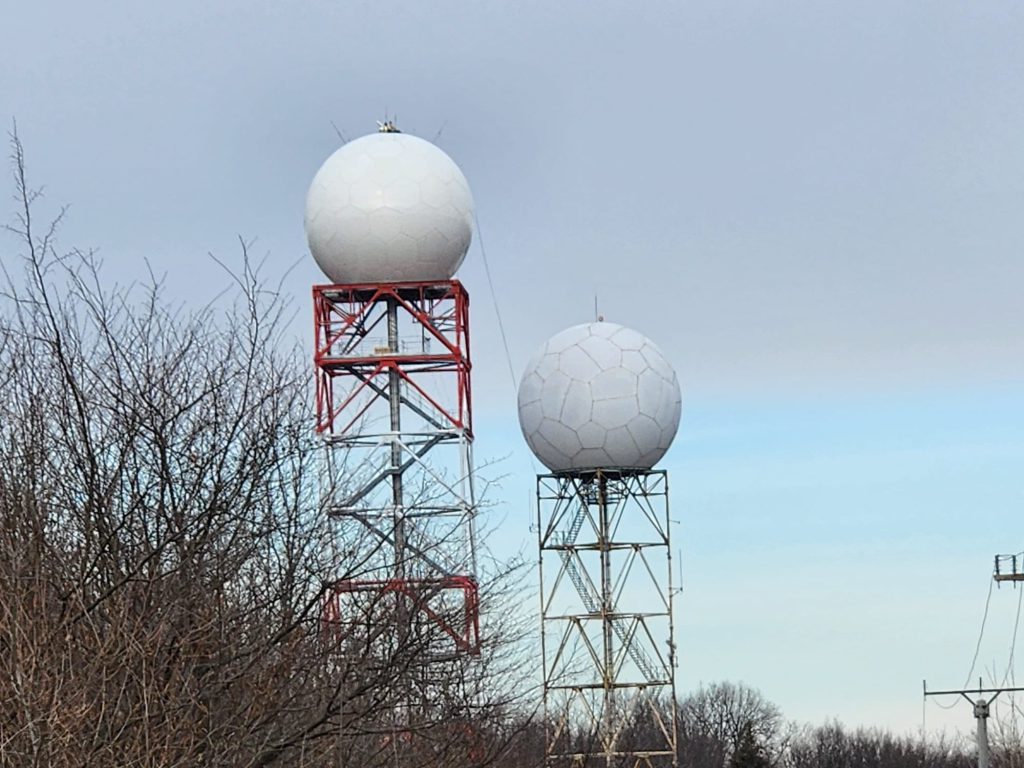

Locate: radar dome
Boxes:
[517,322,682,473]
[305,131,474,284]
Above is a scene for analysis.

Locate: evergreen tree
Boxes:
[729,721,771,768]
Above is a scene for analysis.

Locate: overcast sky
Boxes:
[4,0,1023,737]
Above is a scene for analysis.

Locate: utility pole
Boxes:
[921,554,1024,768]
[994,553,1024,584]
[923,680,1024,768]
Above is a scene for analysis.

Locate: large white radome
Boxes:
[518,322,682,473]
[305,132,474,284]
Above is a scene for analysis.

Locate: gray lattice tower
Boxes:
[538,469,678,768]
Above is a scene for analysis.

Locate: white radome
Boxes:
[517,322,682,473]
[304,132,474,284]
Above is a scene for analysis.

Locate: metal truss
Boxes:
[314,281,480,657]
[323,576,480,656]
[538,470,678,767]
[314,281,471,438]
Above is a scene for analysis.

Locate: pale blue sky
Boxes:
[3,0,1023,737]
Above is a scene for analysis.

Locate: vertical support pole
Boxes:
[974,697,990,768]
[387,296,405,577]
[386,295,409,728]
[598,472,614,767]
[536,477,550,768]
[665,470,680,768]
[465,438,478,575]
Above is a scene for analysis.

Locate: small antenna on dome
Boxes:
[377,109,401,133]
[432,120,448,143]
[330,121,349,144]
[594,295,604,322]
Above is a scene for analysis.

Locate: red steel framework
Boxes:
[314,282,472,439]
[321,576,480,654]
[314,280,480,657]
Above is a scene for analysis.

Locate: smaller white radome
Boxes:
[517,322,682,473]
[305,131,474,284]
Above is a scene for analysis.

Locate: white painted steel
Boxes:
[305,132,474,283]
[518,322,682,472]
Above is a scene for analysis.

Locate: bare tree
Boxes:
[678,682,789,767]
[784,721,973,768]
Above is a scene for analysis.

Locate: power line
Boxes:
[472,211,544,484]
[1001,584,1023,687]
[966,578,996,686]
[933,577,996,710]
[473,211,517,396]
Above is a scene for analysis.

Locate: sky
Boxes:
[3,0,1023,739]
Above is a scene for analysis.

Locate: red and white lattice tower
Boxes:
[306,126,481,675]
[314,280,480,657]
